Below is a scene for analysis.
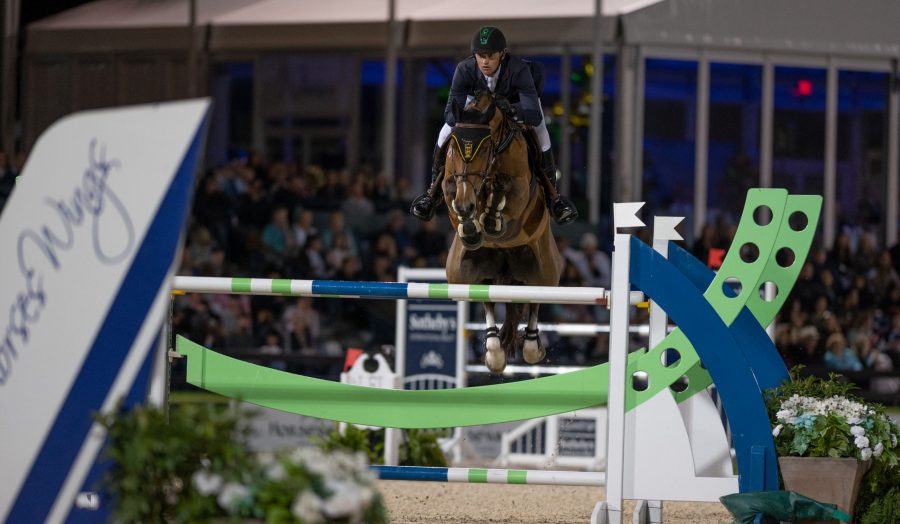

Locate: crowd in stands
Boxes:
[2,147,896,391]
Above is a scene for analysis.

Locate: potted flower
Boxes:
[95,402,388,523]
[765,368,899,522]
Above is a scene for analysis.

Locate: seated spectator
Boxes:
[225,313,256,350]
[261,206,297,272]
[282,297,321,354]
[258,330,286,371]
[823,333,863,371]
[321,210,359,258]
[292,208,318,249]
[341,179,376,228]
[411,219,448,265]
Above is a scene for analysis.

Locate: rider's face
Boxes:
[475,51,503,76]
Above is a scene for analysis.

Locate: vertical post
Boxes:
[693,54,709,240]
[886,60,898,248]
[382,0,398,182]
[187,0,197,98]
[614,44,636,203]
[588,0,604,224]
[632,47,645,202]
[600,202,645,524]
[560,48,572,195]
[760,59,774,188]
[824,58,838,248]
[2,0,20,155]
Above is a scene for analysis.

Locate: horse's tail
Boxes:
[499,303,526,359]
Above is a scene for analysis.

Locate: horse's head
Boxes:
[443,91,524,250]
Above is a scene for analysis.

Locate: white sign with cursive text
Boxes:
[0,99,209,523]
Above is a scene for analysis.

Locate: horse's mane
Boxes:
[457,91,495,125]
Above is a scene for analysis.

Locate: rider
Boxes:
[409,26,578,225]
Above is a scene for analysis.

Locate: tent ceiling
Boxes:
[25,0,900,59]
[622,0,900,58]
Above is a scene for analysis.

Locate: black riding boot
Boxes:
[410,144,447,221]
[539,149,578,225]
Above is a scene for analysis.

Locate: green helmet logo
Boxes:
[479,27,493,45]
[472,26,506,53]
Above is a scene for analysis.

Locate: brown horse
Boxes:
[442,91,562,373]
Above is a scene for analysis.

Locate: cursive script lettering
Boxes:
[0,140,134,386]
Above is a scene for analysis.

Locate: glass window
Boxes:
[707,63,762,225]
[642,59,698,228]
[836,70,888,234]
[772,66,827,194]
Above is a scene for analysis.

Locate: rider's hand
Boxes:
[495,96,512,114]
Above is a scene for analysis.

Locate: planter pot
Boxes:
[778,456,870,523]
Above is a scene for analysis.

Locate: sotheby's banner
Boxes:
[0,99,210,523]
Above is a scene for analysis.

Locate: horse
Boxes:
[442,91,563,373]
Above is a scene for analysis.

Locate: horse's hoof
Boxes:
[481,213,507,238]
[485,350,506,373]
[523,339,545,364]
[461,233,483,250]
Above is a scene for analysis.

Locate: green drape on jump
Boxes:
[177,336,633,428]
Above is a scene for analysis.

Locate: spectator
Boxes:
[282,297,321,354]
[823,333,863,371]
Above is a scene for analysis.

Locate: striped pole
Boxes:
[172,276,641,306]
[371,466,605,486]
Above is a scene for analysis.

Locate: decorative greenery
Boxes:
[860,487,900,524]
[764,367,900,520]
[316,424,448,468]
[96,403,387,523]
[765,369,898,464]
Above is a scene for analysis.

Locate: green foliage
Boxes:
[400,429,448,468]
[316,424,448,468]
[95,402,251,522]
[316,424,384,465]
[96,403,387,523]
[765,367,900,520]
[860,487,900,524]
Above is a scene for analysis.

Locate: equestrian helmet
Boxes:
[471,26,506,54]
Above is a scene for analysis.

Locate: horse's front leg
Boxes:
[483,302,505,373]
[522,304,545,364]
[480,185,507,238]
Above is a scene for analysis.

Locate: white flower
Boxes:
[292,491,324,524]
[772,424,783,437]
[322,479,368,520]
[891,434,897,448]
[873,442,884,457]
[847,415,862,425]
[850,426,866,437]
[191,470,223,496]
[265,461,286,481]
[217,482,250,512]
[776,409,794,422]
[860,447,873,461]
[855,435,870,449]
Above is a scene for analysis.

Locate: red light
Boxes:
[794,79,813,97]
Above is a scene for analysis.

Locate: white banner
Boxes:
[0,99,210,522]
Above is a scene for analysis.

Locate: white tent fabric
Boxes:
[26,0,900,57]
[27,0,267,53]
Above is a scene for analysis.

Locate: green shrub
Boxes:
[316,424,448,467]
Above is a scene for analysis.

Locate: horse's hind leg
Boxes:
[522,304,545,364]
[483,302,505,373]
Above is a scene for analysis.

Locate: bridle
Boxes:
[448,98,518,204]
